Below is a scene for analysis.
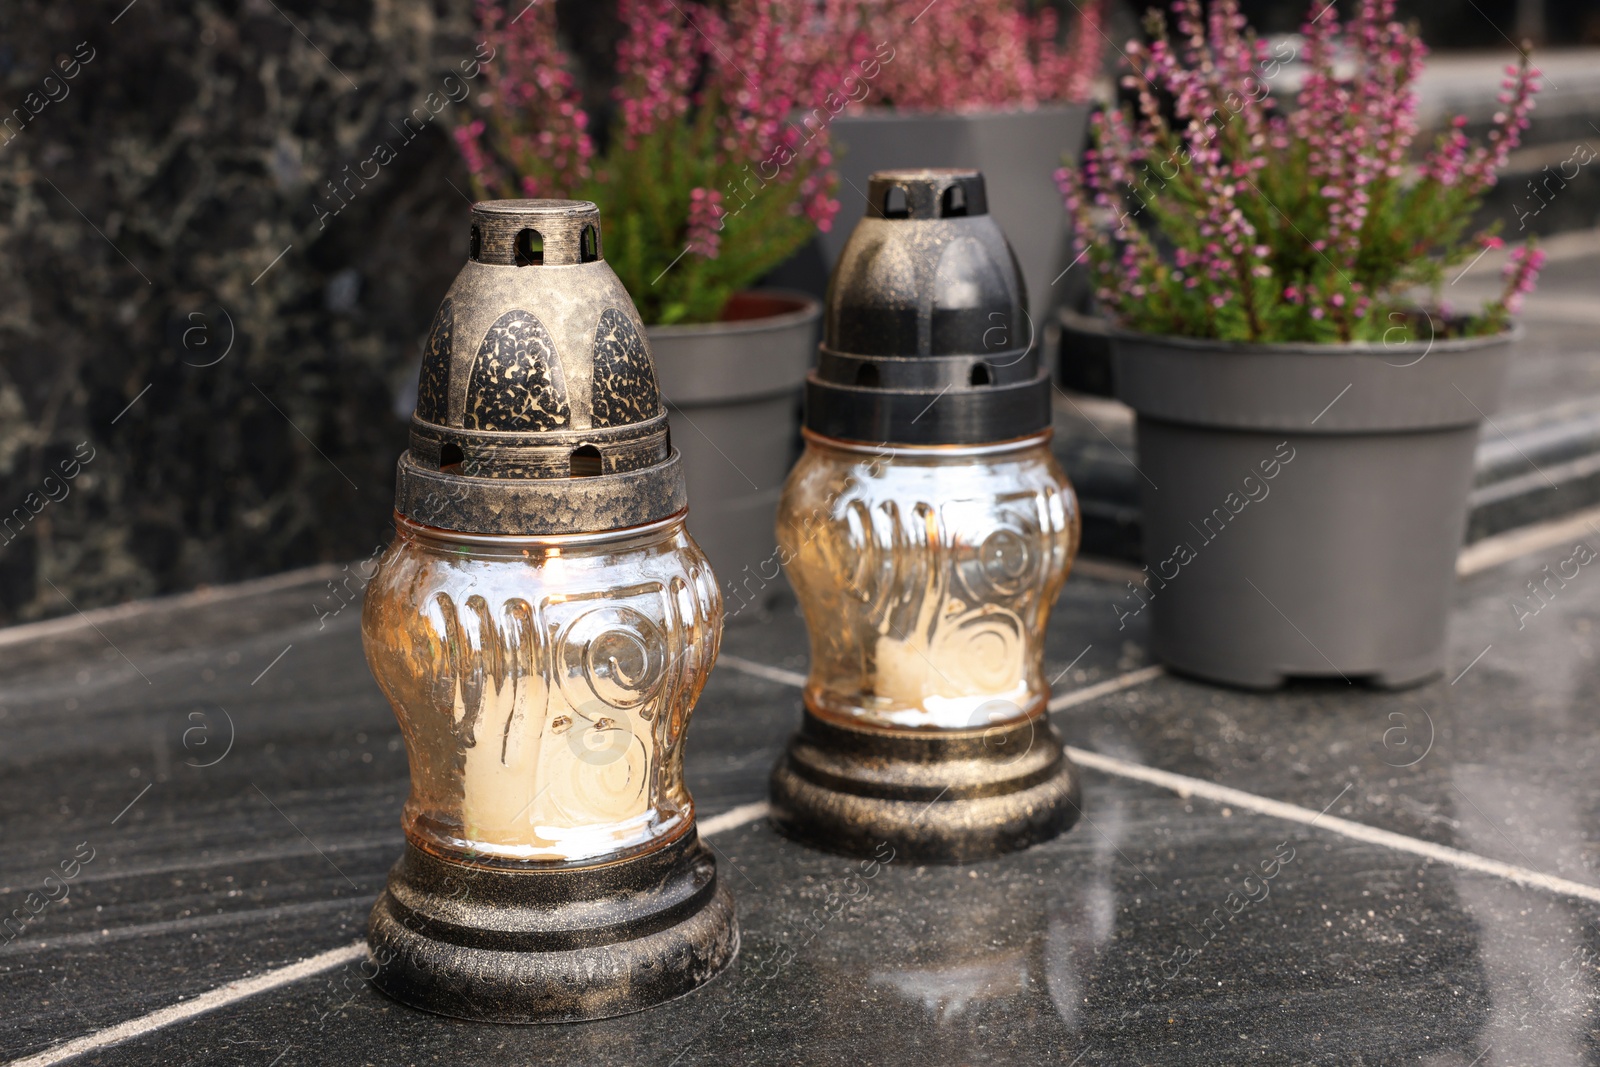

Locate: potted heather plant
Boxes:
[824,0,1107,326]
[457,0,848,608]
[1057,0,1542,688]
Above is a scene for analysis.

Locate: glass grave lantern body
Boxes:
[363,514,719,867]
[780,434,1077,733]
[770,170,1083,863]
[361,199,735,1024]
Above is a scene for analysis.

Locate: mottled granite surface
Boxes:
[0,0,482,624]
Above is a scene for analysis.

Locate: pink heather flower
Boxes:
[806,193,841,233]
[460,0,849,313]
[614,0,700,149]
[686,187,725,259]
[870,0,1106,111]
[1444,59,1539,194]
[1500,243,1546,316]
[454,121,491,178]
[464,0,592,197]
[1290,0,1422,258]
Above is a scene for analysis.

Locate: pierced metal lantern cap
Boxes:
[806,169,1051,446]
[396,199,684,535]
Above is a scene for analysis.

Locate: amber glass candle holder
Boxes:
[769,170,1083,863]
[362,199,735,1023]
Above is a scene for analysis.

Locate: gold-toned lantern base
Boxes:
[366,831,737,1023]
[768,704,1081,864]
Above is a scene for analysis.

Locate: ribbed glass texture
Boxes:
[362,514,721,866]
[778,433,1078,731]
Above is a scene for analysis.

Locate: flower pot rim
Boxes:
[837,101,1088,121]
[645,288,820,339]
[1109,312,1516,435]
[1101,318,1523,356]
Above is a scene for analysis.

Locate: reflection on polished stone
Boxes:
[7,555,1600,1063]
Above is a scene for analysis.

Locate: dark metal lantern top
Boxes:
[806,169,1050,446]
[395,199,684,535]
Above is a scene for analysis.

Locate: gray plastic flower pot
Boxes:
[1052,305,1115,397]
[648,291,821,620]
[823,105,1089,327]
[1110,326,1515,689]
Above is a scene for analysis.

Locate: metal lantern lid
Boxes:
[805,169,1051,446]
[395,199,684,535]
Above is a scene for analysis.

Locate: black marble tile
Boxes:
[7,562,1600,1066]
[63,776,1600,1066]
[0,572,808,1059]
[1053,544,1600,890]
[0,601,399,1057]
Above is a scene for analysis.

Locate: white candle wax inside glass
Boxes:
[364,516,721,866]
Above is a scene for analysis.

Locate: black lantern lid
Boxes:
[805,169,1050,446]
[395,199,684,535]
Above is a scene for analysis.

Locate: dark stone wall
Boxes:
[0,0,481,624]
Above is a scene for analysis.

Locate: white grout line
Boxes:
[716,654,808,689]
[1457,502,1600,576]
[0,563,344,649]
[1048,665,1165,711]
[6,942,367,1067]
[1070,555,1145,585]
[1066,746,1600,905]
[698,800,771,837]
[5,803,771,1067]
